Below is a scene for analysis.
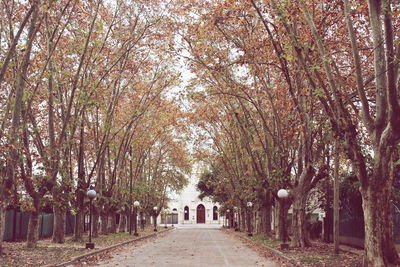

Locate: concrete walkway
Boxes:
[94,227,278,267]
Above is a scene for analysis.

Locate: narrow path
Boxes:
[93,227,278,267]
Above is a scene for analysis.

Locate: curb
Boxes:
[45,228,174,267]
[224,229,301,266]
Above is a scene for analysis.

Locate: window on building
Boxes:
[184,206,189,220]
[213,206,218,220]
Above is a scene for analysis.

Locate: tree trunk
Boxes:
[1,0,40,252]
[52,207,66,243]
[73,209,84,241]
[118,213,127,233]
[255,211,260,234]
[27,198,41,248]
[92,206,99,238]
[241,210,246,231]
[323,178,332,242]
[246,209,252,234]
[277,199,290,242]
[274,205,279,240]
[108,211,117,234]
[361,181,399,266]
[0,204,6,255]
[100,211,108,235]
[146,214,151,227]
[261,201,272,236]
[291,194,311,247]
[73,110,86,242]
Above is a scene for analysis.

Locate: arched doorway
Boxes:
[213,206,218,220]
[184,206,189,221]
[172,208,178,224]
[196,204,205,223]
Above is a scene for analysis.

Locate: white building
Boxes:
[167,167,221,225]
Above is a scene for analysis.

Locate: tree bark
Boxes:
[241,209,246,231]
[74,112,86,241]
[323,178,332,242]
[277,199,290,243]
[262,192,272,236]
[92,206,99,238]
[291,194,310,247]
[333,141,340,254]
[0,204,6,255]
[118,213,127,233]
[100,212,109,235]
[108,211,117,234]
[52,207,66,243]
[1,0,41,252]
[27,197,41,248]
[73,209,84,241]
[361,171,399,266]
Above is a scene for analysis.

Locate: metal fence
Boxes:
[339,202,400,246]
[3,209,75,241]
[161,214,178,224]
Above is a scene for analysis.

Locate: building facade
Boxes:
[167,168,221,225]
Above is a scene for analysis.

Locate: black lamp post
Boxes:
[247,201,253,237]
[133,201,140,236]
[277,189,289,249]
[86,189,96,249]
[153,206,158,232]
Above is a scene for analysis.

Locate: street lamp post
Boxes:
[277,189,289,249]
[86,189,96,249]
[153,206,158,232]
[133,201,140,236]
[246,202,253,237]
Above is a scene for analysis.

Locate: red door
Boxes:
[197,204,205,223]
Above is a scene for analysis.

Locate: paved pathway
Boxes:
[95,227,278,267]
